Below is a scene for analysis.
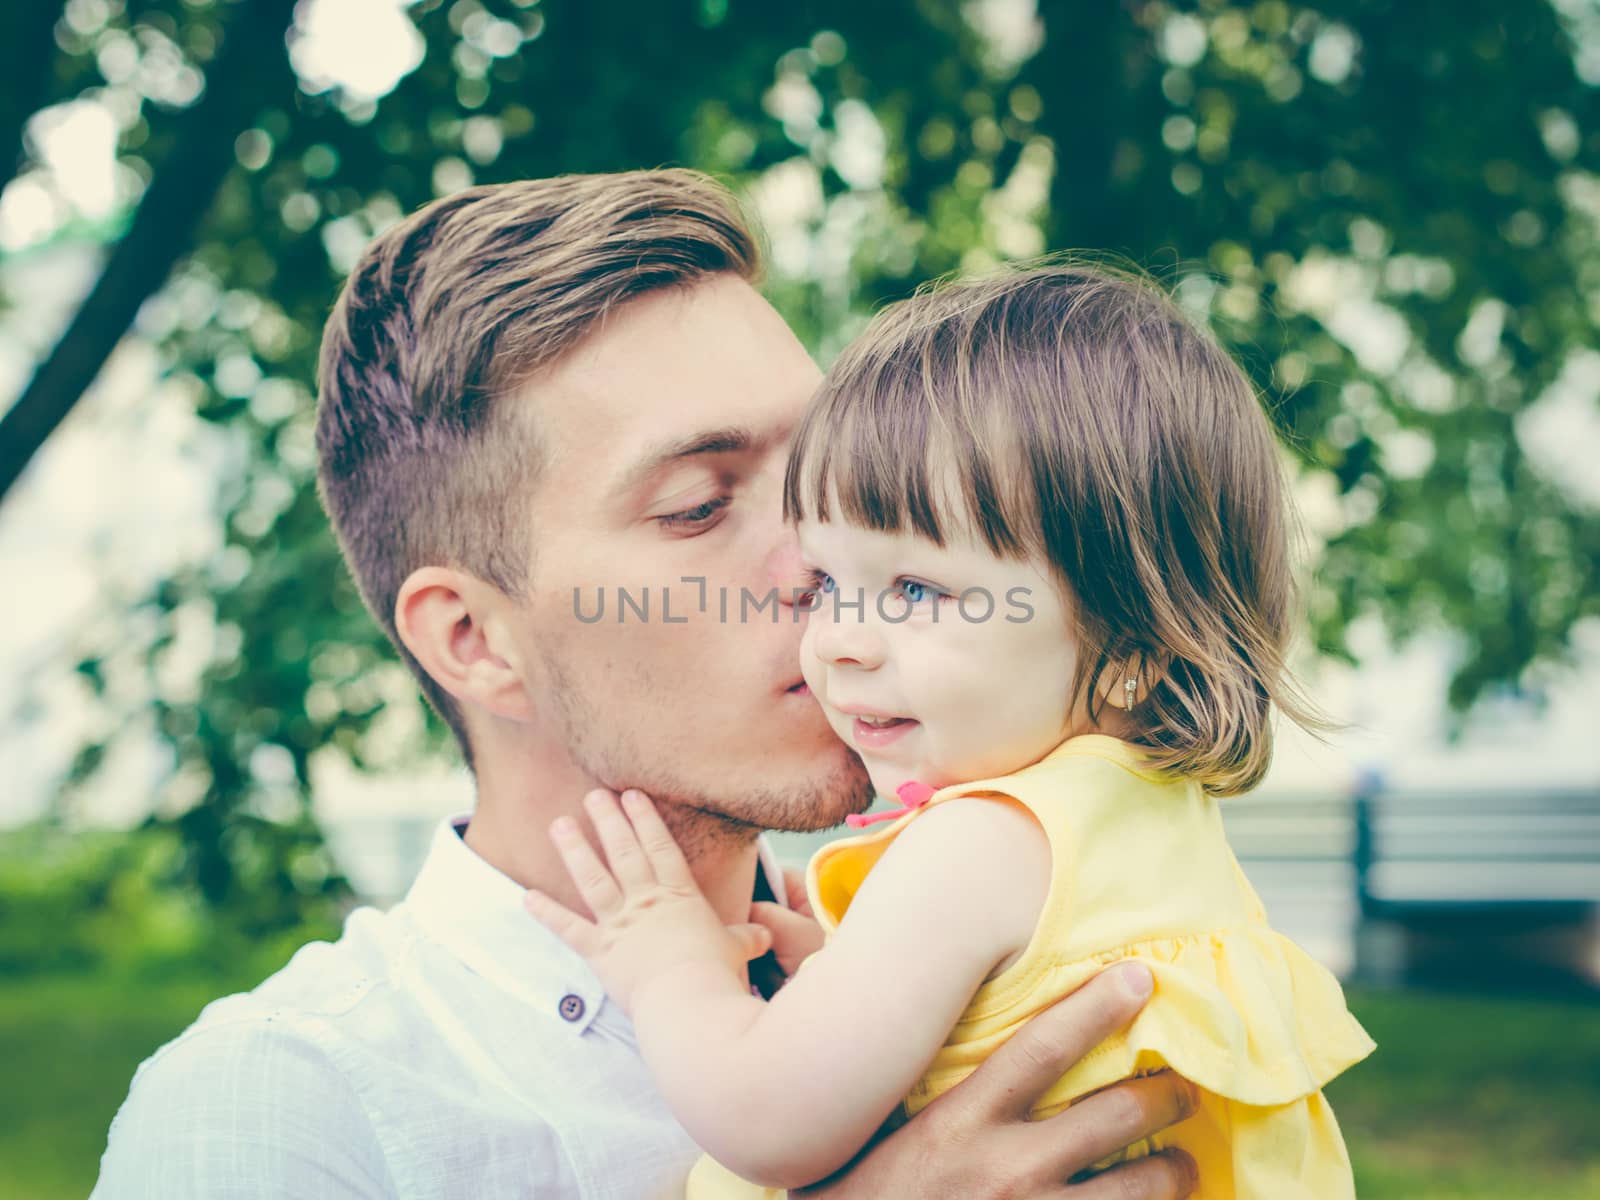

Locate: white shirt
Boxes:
[91,813,789,1199]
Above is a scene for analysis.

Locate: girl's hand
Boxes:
[522,788,772,1014]
[781,866,817,919]
[748,900,825,977]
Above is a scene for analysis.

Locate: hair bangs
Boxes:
[784,335,1034,558]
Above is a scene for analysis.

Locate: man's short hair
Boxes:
[315,170,762,764]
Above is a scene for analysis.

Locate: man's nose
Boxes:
[767,529,812,607]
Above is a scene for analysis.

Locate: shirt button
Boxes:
[558,994,586,1022]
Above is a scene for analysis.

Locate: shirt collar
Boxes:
[401,812,789,1034]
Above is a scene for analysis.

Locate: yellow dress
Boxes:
[689,734,1375,1198]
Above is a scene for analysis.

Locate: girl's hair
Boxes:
[783,260,1326,796]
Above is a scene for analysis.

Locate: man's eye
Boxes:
[657,496,731,530]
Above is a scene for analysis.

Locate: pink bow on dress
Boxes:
[845,780,938,828]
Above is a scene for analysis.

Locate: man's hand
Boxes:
[522,789,772,1014]
[794,963,1199,1199]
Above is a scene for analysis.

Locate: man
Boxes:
[93,170,1197,1197]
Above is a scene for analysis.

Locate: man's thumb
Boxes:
[728,922,774,961]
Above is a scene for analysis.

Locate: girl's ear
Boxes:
[1099,651,1169,710]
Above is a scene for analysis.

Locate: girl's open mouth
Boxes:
[851,716,917,748]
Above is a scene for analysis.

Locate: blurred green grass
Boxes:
[2,973,1596,1199]
[1326,988,1600,1199]
[0,969,254,1200]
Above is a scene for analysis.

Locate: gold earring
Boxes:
[1123,676,1138,710]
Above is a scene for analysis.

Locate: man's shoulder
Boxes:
[92,1014,395,1198]
[122,1014,354,1107]
[92,905,411,1197]
[134,903,407,1092]
[206,905,397,1017]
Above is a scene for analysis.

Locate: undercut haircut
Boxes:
[317,170,761,764]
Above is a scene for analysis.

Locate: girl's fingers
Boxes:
[522,888,599,955]
[749,901,826,974]
[550,815,624,916]
[781,867,816,918]
[583,789,655,890]
[748,901,822,944]
[619,789,694,887]
[726,922,774,962]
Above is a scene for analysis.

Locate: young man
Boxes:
[93,170,1198,1198]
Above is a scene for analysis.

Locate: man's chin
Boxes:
[684,752,871,835]
[761,756,874,833]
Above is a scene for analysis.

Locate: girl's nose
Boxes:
[811,610,885,670]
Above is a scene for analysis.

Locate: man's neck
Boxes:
[464,752,765,927]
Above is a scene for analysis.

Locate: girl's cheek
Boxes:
[798,620,819,662]
[797,630,825,690]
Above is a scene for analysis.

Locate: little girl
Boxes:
[523,264,1374,1197]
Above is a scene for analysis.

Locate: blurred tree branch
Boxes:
[0,0,298,506]
[2,0,1595,933]
[0,3,66,201]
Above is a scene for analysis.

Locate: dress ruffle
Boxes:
[913,924,1375,1116]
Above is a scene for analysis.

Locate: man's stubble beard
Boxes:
[538,642,873,855]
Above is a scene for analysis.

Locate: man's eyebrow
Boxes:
[617,426,761,493]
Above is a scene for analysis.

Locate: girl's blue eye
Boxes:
[800,570,835,610]
[899,579,944,604]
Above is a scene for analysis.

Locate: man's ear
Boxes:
[394,566,534,723]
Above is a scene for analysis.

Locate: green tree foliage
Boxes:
[3,0,1597,931]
